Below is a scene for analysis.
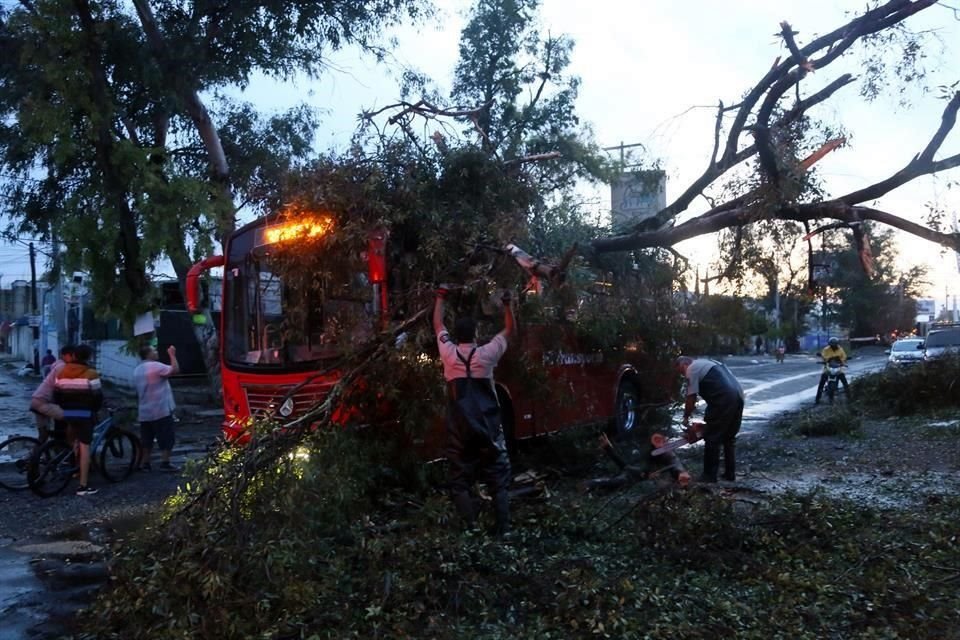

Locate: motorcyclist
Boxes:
[815,337,851,403]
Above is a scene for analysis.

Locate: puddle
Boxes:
[0,514,149,639]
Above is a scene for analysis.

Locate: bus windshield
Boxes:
[223,226,372,369]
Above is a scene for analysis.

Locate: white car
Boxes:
[886,338,924,367]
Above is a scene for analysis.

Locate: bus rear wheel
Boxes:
[612,379,642,438]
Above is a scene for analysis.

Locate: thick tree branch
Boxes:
[132,0,235,241]
[918,91,960,164]
[591,201,960,254]
[652,74,854,229]
[590,1,955,263]
[710,100,725,164]
[839,91,960,204]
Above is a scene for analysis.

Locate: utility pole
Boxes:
[29,242,39,371]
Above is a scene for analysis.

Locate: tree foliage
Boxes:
[823,224,928,337]
[0,0,427,322]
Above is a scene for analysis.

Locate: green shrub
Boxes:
[771,406,862,437]
[81,470,960,639]
[853,358,960,416]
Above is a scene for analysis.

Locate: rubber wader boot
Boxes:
[722,442,736,481]
[700,442,720,483]
[492,490,510,536]
[452,492,477,525]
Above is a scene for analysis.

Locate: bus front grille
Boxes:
[242,381,336,420]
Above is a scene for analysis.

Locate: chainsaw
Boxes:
[651,422,704,457]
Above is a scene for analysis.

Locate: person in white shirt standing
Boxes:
[134,344,180,472]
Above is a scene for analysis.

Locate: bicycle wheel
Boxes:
[99,429,139,482]
[29,439,75,498]
[0,435,40,490]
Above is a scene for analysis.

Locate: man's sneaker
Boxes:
[76,485,98,496]
[159,462,179,473]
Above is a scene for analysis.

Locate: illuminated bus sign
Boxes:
[255,215,334,246]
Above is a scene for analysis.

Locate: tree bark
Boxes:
[131,0,232,397]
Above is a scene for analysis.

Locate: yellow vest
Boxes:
[820,345,847,365]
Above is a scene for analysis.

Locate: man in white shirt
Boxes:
[675,356,745,483]
[133,344,180,472]
[434,286,514,535]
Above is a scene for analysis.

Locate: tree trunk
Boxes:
[132,0,234,398]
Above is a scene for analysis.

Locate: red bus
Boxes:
[186,210,675,447]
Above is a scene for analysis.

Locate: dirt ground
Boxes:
[724,408,960,508]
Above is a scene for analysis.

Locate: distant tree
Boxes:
[824,225,928,336]
[679,294,755,355]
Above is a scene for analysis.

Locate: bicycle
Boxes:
[28,407,141,497]
[0,433,41,490]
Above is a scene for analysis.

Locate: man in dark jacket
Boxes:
[675,356,745,483]
[433,286,514,535]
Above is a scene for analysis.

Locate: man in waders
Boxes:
[433,286,515,535]
[675,356,745,483]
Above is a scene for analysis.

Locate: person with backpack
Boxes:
[433,285,514,536]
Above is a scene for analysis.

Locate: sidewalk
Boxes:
[0,356,223,434]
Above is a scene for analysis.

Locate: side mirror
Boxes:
[917,343,925,349]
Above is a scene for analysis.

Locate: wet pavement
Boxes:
[0,358,223,639]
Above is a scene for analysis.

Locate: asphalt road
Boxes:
[721,349,888,431]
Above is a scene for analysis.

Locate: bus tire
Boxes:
[612,378,642,438]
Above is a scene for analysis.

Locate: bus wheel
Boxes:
[612,379,641,437]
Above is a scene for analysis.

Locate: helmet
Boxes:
[828,337,839,346]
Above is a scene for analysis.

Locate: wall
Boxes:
[94,340,139,388]
[9,325,34,362]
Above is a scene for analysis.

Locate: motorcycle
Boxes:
[824,357,846,404]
